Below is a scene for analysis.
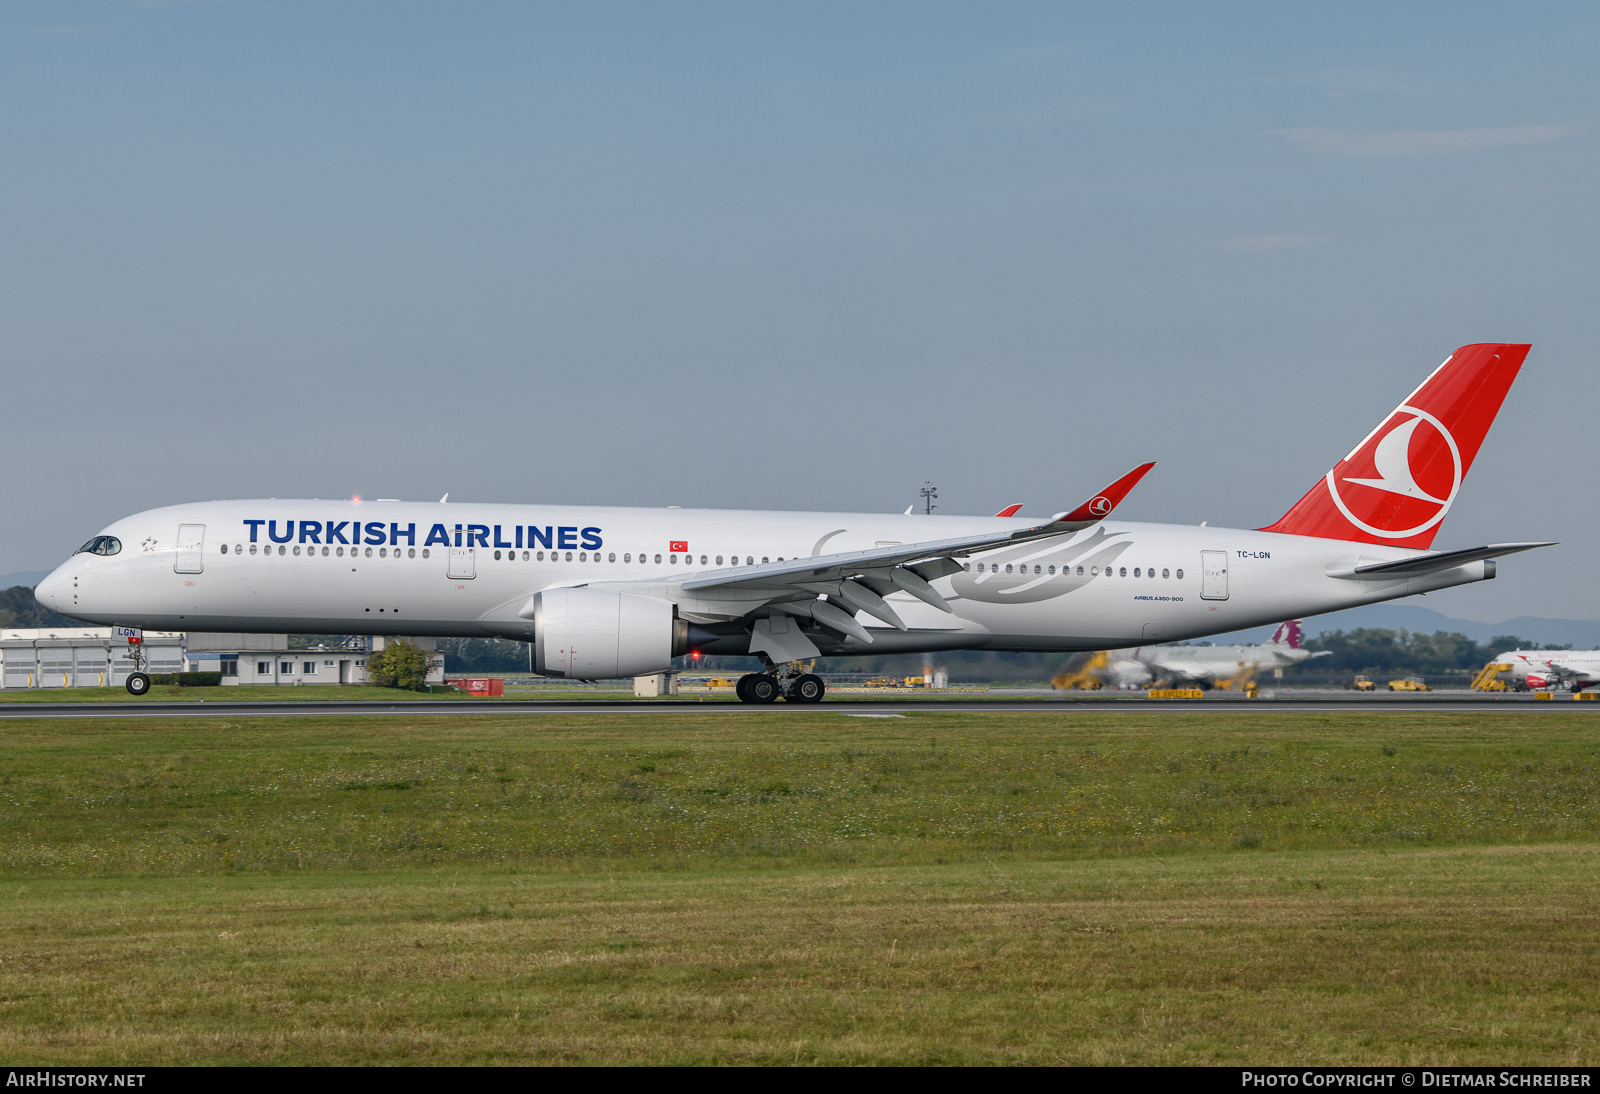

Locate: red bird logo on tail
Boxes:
[1328,407,1461,540]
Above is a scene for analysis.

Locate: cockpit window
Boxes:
[75,536,121,556]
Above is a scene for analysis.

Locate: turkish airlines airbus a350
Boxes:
[36,343,1551,702]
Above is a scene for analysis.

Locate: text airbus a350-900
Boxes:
[37,343,1552,702]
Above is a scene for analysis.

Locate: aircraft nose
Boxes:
[34,565,68,612]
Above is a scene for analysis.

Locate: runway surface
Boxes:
[0,695,1591,718]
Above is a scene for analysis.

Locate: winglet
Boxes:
[994,503,1023,518]
[1053,463,1156,524]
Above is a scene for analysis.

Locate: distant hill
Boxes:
[1207,604,1600,649]
[0,571,47,590]
[0,585,88,630]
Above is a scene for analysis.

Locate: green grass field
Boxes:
[1,710,1596,1063]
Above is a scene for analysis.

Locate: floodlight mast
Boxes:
[920,481,938,515]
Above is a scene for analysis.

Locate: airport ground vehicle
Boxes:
[1352,676,1376,691]
[1052,652,1109,690]
[1387,677,1432,692]
[37,344,1552,703]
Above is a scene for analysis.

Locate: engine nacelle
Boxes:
[532,588,689,680]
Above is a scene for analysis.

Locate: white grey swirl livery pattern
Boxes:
[949,526,1134,604]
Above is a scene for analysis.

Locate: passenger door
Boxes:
[448,546,475,579]
[1200,551,1229,600]
[175,525,206,574]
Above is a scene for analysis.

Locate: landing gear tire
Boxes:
[125,672,150,696]
[735,674,759,702]
[786,674,825,704]
[745,675,780,704]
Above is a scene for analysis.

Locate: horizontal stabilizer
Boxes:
[1327,541,1555,580]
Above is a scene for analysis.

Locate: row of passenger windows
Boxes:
[220,543,1183,580]
[488,551,775,565]
[221,544,779,566]
[224,544,429,558]
[966,561,1184,579]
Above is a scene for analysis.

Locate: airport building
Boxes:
[0,628,185,689]
[1,629,445,689]
[187,633,445,687]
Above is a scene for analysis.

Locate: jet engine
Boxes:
[531,588,690,680]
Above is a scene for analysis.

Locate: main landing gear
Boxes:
[735,670,826,704]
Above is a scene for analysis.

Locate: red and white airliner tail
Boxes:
[1261,343,1530,549]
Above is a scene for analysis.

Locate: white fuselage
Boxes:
[1107,642,1316,687]
[35,499,1498,657]
[1498,650,1600,689]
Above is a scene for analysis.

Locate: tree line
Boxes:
[1300,628,1565,676]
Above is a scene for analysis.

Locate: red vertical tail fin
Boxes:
[1260,343,1529,549]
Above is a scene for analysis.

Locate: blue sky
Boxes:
[2,1,1595,619]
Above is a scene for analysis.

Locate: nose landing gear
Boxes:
[118,627,151,696]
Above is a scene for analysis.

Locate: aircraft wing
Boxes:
[1535,658,1582,682]
[680,463,1155,599]
[668,463,1156,646]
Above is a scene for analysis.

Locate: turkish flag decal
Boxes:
[670,541,688,553]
